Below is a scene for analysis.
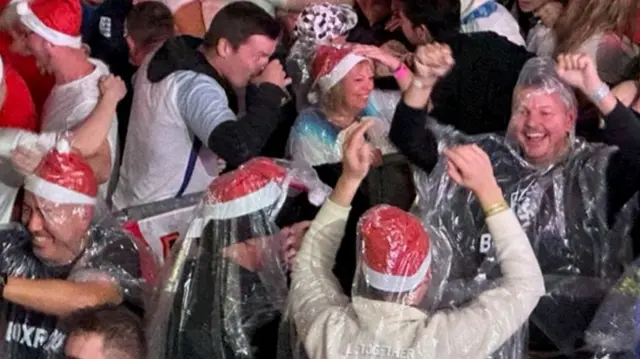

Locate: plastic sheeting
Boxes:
[0,138,153,358]
[146,157,330,359]
[0,215,150,358]
[287,90,401,167]
[586,255,640,358]
[414,121,636,357]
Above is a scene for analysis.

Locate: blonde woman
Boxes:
[552,0,639,84]
[287,45,409,167]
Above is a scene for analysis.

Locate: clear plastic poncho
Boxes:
[414,58,637,357]
[287,90,401,167]
[146,157,330,359]
[0,145,152,359]
[585,254,640,358]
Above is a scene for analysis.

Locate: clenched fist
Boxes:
[413,43,455,88]
[253,60,292,90]
[99,75,127,103]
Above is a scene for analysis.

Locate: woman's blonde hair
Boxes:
[553,0,638,55]
[320,81,347,116]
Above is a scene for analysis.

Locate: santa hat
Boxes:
[24,139,97,205]
[0,54,3,84]
[16,0,82,49]
[308,45,369,104]
[202,157,328,220]
[359,205,431,293]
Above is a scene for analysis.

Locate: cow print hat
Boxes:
[293,3,358,44]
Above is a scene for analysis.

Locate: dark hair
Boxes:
[400,0,461,41]
[125,1,175,49]
[203,1,281,50]
[64,304,146,359]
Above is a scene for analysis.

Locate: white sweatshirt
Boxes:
[289,199,545,359]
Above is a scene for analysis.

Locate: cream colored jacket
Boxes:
[289,199,545,359]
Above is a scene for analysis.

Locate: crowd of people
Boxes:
[0,0,638,357]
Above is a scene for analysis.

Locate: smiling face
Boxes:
[339,61,374,111]
[21,192,92,265]
[508,88,576,167]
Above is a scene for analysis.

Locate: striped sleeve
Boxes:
[175,70,236,144]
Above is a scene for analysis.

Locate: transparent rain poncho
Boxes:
[585,254,640,358]
[146,157,330,359]
[281,191,543,359]
[413,58,637,357]
[0,141,153,359]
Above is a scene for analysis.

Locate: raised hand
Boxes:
[352,44,401,72]
[444,144,501,203]
[413,43,455,88]
[253,59,292,90]
[556,53,603,95]
[342,120,376,181]
[99,75,127,103]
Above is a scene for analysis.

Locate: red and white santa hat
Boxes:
[359,205,432,293]
[308,45,369,104]
[202,157,328,220]
[24,139,97,205]
[186,157,330,238]
[16,0,82,49]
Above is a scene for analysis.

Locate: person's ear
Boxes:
[415,24,432,43]
[564,108,577,133]
[216,38,233,58]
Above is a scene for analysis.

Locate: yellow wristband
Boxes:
[483,201,509,217]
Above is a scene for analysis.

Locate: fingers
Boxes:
[414,42,455,79]
[444,144,488,172]
[345,120,374,154]
[290,220,311,234]
[446,159,463,184]
[443,146,470,170]
[556,53,590,72]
